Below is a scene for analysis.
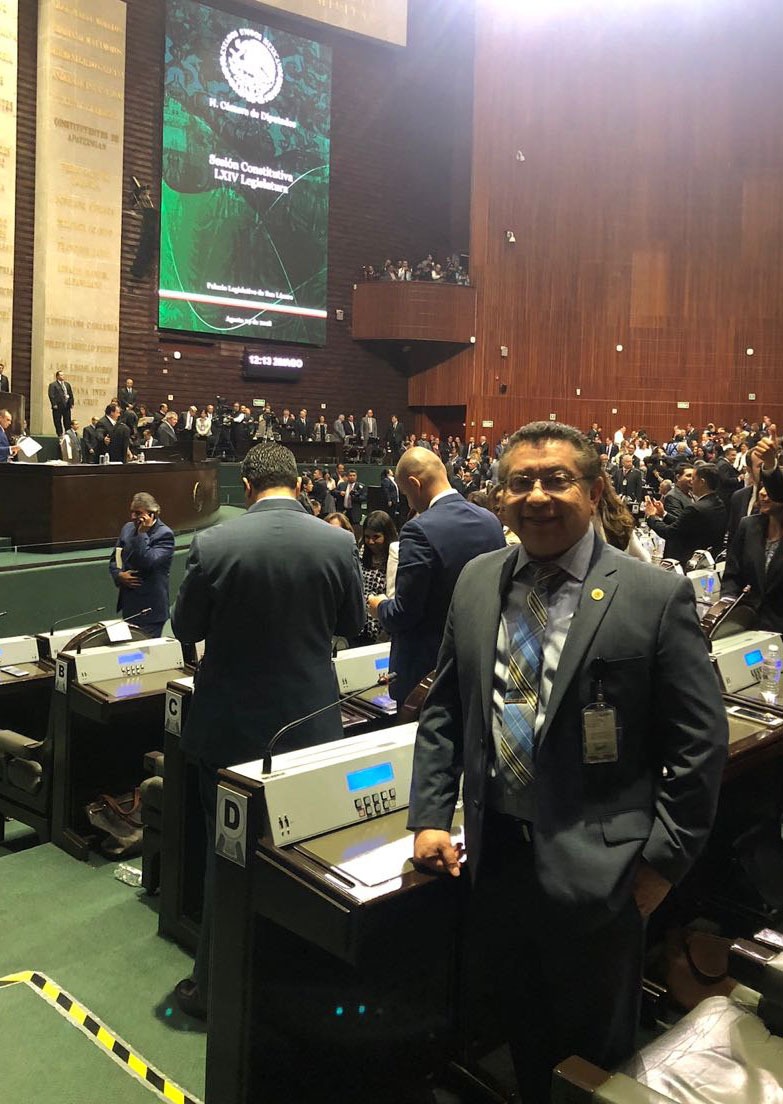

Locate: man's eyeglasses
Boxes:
[504,472,589,496]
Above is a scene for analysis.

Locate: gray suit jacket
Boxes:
[361,417,378,443]
[172,498,365,768]
[408,539,727,928]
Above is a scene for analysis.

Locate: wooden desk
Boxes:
[288,441,344,465]
[0,459,220,550]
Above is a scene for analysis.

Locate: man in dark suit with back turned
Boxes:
[170,442,364,1018]
[368,447,506,706]
[408,421,727,1102]
[644,462,727,563]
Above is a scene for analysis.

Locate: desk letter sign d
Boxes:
[216,785,248,867]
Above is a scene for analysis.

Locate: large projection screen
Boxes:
[159,0,332,345]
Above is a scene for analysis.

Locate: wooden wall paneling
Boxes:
[352,283,476,343]
[411,0,783,446]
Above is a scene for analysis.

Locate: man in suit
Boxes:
[95,402,120,461]
[344,414,357,440]
[333,413,347,443]
[109,492,175,637]
[0,363,9,392]
[715,446,742,511]
[381,466,401,521]
[361,408,379,462]
[0,408,17,461]
[408,421,727,1101]
[662,464,694,522]
[385,414,405,463]
[645,462,727,563]
[171,442,364,1017]
[59,420,82,463]
[612,454,644,502]
[279,408,296,440]
[723,485,783,633]
[108,411,134,462]
[48,371,74,435]
[180,405,198,434]
[727,466,760,549]
[156,412,178,446]
[118,377,137,411]
[336,469,366,527]
[294,407,310,442]
[310,467,335,514]
[368,448,505,706]
[82,417,100,463]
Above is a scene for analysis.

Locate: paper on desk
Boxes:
[16,435,42,457]
[101,619,132,643]
[335,825,465,887]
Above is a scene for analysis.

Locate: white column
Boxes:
[30,0,126,433]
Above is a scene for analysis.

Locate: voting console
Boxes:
[50,637,189,859]
[157,642,398,953]
[0,634,56,840]
[205,726,464,1104]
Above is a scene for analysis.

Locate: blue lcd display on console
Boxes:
[744,649,764,667]
[118,650,145,665]
[375,656,390,671]
[346,761,394,793]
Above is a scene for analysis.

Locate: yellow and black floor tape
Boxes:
[0,970,203,1104]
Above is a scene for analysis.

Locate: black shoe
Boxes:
[174,977,207,1020]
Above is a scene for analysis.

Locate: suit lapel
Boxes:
[479,548,520,733]
[748,520,767,595]
[537,549,619,747]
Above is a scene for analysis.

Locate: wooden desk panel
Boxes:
[0,460,220,550]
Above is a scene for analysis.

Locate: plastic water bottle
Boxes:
[759,645,783,704]
[699,571,718,608]
[114,863,143,887]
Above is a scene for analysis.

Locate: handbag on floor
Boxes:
[85,790,144,859]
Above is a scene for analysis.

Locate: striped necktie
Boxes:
[500,562,565,786]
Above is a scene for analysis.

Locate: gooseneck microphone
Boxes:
[123,607,153,630]
[261,673,396,775]
[77,609,153,649]
[49,606,106,635]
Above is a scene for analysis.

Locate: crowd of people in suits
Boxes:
[83,415,780,1098]
[361,251,470,285]
[581,416,783,634]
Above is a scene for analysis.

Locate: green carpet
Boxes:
[0,985,157,1104]
[0,819,39,859]
[0,845,205,1103]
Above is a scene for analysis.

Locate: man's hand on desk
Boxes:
[413,829,463,877]
[118,569,141,588]
[632,860,672,917]
[367,593,387,618]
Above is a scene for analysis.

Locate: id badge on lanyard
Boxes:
[582,658,620,764]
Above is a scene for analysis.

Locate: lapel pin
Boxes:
[591,588,605,601]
